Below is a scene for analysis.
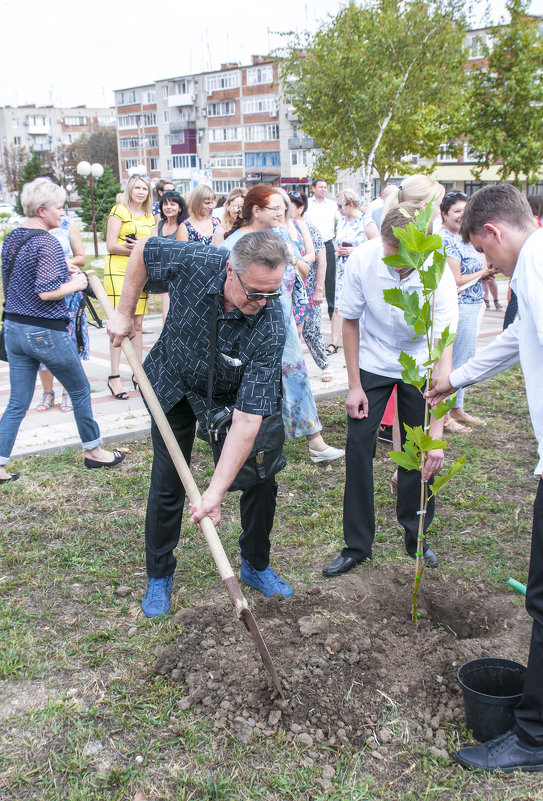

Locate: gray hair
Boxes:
[21,177,66,218]
[229,230,290,276]
[274,186,293,222]
[338,188,360,207]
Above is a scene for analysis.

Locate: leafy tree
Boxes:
[14,152,45,214]
[78,165,121,237]
[280,0,467,196]
[67,126,120,181]
[2,144,27,194]
[465,0,543,186]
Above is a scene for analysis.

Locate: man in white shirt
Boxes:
[305,178,338,320]
[428,184,543,773]
[322,204,458,577]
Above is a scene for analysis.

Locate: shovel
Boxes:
[88,274,283,696]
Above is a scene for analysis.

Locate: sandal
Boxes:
[325,344,339,355]
[484,299,490,309]
[60,392,72,412]
[494,301,503,310]
[321,369,333,383]
[36,391,55,412]
[107,374,129,400]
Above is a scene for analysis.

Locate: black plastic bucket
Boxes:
[457,657,526,742]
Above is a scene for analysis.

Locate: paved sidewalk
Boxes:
[0,282,509,459]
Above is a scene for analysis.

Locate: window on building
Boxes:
[207,101,236,117]
[206,71,241,93]
[125,158,139,170]
[242,96,278,115]
[290,150,312,167]
[12,118,20,128]
[465,33,488,60]
[13,136,21,145]
[462,143,479,162]
[118,90,138,105]
[172,155,197,169]
[437,143,457,163]
[210,153,243,168]
[246,65,274,86]
[175,80,191,94]
[97,116,116,126]
[143,112,157,126]
[64,116,88,126]
[146,134,159,148]
[119,136,139,150]
[27,115,49,127]
[149,157,159,171]
[209,126,241,142]
[244,124,280,141]
[144,90,156,103]
[166,158,172,171]
[244,151,280,168]
[464,181,488,196]
[165,132,186,146]
[162,85,169,99]
[212,179,244,194]
[163,109,170,123]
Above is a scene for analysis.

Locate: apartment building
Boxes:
[0,104,115,199]
[114,56,317,194]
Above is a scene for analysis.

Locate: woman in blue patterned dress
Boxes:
[224,185,344,463]
[328,189,378,353]
[176,184,219,245]
[439,191,497,432]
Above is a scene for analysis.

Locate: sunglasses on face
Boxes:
[236,272,282,301]
[444,192,467,199]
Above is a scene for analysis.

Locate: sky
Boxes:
[1,0,543,110]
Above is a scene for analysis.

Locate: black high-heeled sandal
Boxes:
[107,375,129,400]
[131,375,139,392]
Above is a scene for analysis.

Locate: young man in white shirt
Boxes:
[428,183,543,773]
[322,204,458,577]
[305,178,338,320]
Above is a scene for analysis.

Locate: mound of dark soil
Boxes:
[155,565,531,757]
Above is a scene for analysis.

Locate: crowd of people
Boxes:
[2,172,543,773]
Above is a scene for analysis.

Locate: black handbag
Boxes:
[206,293,286,491]
[0,230,47,362]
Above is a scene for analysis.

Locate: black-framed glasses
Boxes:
[236,272,282,301]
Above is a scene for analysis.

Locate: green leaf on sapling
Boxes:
[429,455,466,498]
[428,325,457,362]
[404,424,446,452]
[398,351,426,389]
[389,442,421,471]
[432,394,458,419]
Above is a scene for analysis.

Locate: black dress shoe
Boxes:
[322,553,369,577]
[456,730,543,773]
[408,545,439,567]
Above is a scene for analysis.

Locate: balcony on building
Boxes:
[26,122,51,135]
[169,118,196,132]
[168,93,195,108]
[288,136,315,149]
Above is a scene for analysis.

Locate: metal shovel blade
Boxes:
[89,274,283,696]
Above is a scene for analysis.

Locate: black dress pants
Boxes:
[145,397,278,578]
[514,479,543,745]
[342,369,435,560]
[324,239,336,320]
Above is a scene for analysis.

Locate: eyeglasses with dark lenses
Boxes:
[236,272,282,301]
[444,192,467,199]
[288,191,302,199]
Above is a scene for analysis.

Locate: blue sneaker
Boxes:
[240,557,293,598]
[141,576,173,618]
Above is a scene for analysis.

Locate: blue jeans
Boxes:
[453,301,483,408]
[0,320,102,465]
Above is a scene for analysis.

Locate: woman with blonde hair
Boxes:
[383,175,445,218]
[104,173,154,399]
[211,187,247,246]
[176,184,219,244]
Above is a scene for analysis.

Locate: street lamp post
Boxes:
[76,160,104,258]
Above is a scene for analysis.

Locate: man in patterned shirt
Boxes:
[108,231,292,617]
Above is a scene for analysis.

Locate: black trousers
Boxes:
[342,370,435,559]
[145,397,278,577]
[324,239,336,320]
[514,479,543,745]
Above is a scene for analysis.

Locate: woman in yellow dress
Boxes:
[104,175,154,399]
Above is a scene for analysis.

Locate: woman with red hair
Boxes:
[224,186,344,463]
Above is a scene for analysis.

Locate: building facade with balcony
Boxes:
[0,104,115,201]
